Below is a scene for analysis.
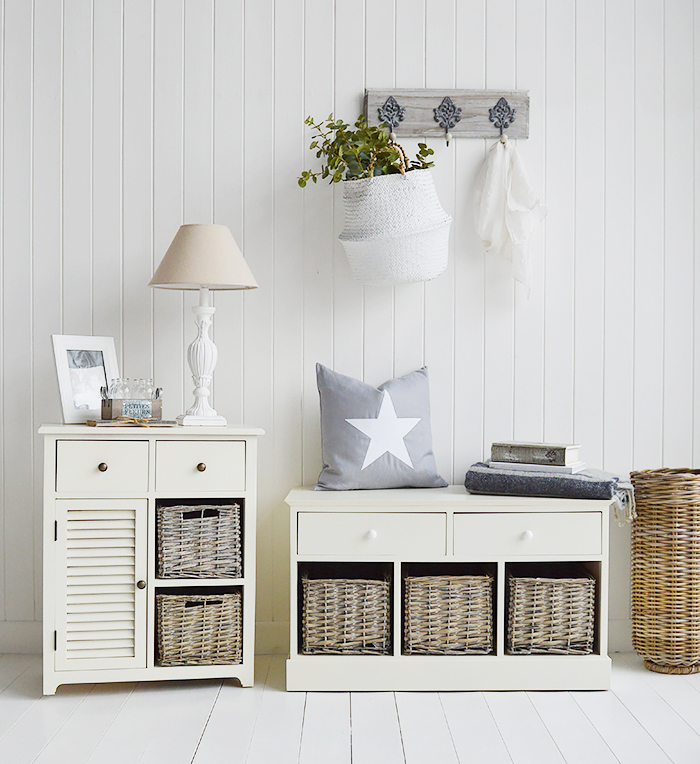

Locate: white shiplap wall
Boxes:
[0,0,695,653]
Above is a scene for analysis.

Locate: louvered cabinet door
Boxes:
[54,499,147,671]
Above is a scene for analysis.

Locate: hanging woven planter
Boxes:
[338,169,452,286]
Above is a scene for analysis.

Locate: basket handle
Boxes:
[182,508,220,520]
[185,600,222,607]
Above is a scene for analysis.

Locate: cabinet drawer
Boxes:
[56,440,149,493]
[155,441,246,492]
[454,512,602,558]
[298,512,446,557]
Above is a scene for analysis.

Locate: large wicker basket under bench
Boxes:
[285,486,612,691]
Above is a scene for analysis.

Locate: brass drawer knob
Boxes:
[98,463,108,472]
[197,462,207,472]
[136,580,146,590]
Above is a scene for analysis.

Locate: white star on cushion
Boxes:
[346,390,421,470]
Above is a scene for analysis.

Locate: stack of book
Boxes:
[488,441,585,474]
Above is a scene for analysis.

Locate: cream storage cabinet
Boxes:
[286,486,612,691]
[40,424,262,695]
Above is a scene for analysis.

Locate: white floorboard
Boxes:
[527,691,618,764]
[33,683,136,764]
[191,655,272,764]
[298,692,351,764]
[608,654,700,764]
[394,692,459,764]
[440,691,513,764]
[350,692,405,764]
[484,692,565,764]
[244,655,306,764]
[2,653,700,764]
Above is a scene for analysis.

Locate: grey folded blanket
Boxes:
[464,462,636,524]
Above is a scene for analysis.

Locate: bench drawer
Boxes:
[454,512,602,558]
[298,512,446,558]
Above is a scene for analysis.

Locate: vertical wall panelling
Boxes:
[363,0,395,388]
[32,0,64,620]
[633,0,664,470]
[1,0,697,652]
[212,0,244,426]
[92,0,124,345]
[604,0,635,637]
[122,0,153,379]
[2,0,34,621]
[453,0,486,473]
[301,0,334,486]
[512,0,546,446]
[243,0,275,629]
[424,0,457,483]
[153,0,185,422]
[393,0,427,381]
[662,0,694,467]
[573,0,605,470]
[271,0,304,642]
[543,0,575,444]
[696,0,700,468]
[61,0,93,335]
[182,0,214,406]
[604,0,636,640]
[0,0,4,626]
[481,0,515,462]
[331,0,364,381]
[604,0,635,474]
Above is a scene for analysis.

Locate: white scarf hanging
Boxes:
[473,135,547,291]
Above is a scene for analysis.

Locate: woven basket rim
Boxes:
[631,468,700,478]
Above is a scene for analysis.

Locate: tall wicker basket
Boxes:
[630,468,700,674]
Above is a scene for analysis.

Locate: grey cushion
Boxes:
[316,364,447,490]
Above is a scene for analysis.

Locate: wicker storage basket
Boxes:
[156,592,242,666]
[507,569,595,655]
[301,577,391,655]
[157,504,241,579]
[339,169,452,286]
[630,468,700,674]
[404,574,494,655]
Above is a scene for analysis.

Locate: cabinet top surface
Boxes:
[286,485,613,511]
[39,423,264,437]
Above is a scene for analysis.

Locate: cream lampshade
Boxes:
[149,224,258,426]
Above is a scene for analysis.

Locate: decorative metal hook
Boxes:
[433,96,462,146]
[377,96,405,142]
[489,97,516,137]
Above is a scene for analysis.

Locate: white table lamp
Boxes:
[149,224,258,426]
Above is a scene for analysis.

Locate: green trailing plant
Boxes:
[298,114,434,187]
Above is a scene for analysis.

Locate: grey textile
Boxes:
[316,364,447,490]
[464,462,636,523]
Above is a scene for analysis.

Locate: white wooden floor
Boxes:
[1,653,700,764]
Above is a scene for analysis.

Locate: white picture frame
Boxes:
[52,335,120,423]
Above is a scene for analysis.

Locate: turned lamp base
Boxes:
[179,287,227,427]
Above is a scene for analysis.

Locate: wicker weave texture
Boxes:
[507,573,595,655]
[339,169,452,286]
[404,575,493,655]
[630,469,700,674]
[301,577,391,655]
[157,504,242,579]
[156,592,242,666]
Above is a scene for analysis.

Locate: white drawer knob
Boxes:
[366,529,378,540]
[521,530,534,540]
